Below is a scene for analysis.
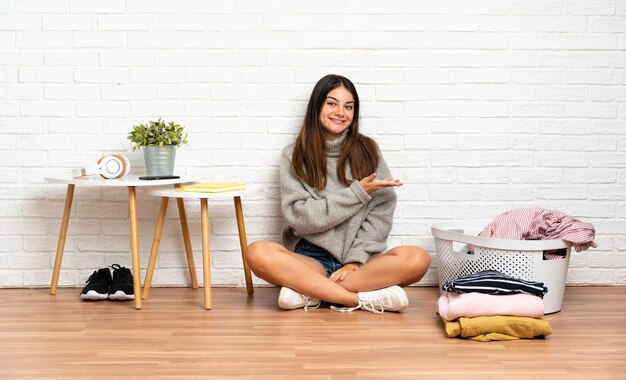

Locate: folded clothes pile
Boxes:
[438,270,552,342]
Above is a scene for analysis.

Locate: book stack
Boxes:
[177,182,247,194]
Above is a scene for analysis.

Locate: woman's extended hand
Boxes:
[330,262,360,283]
[359,173,403,194]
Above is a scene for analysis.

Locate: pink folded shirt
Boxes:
[438,291,545,321]
[479,208,597,252]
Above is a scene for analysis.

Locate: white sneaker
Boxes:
[331,285,409,314]
[278,286,321,311]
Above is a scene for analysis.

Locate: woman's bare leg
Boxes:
[337,246,431,292]
[245,240,359,307]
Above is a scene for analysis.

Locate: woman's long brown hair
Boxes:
[291,74,379,191]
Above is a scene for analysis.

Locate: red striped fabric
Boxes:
[479,208,597,252]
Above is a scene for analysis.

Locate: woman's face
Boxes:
[319,85,355,140]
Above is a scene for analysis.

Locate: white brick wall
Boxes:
[1,1,624,288]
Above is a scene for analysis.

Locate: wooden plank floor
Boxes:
[0,286,625,379]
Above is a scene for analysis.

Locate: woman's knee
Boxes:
[245,240,276,272]
[390,246,431,277]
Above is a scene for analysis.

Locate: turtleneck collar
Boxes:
[326,129,348,157]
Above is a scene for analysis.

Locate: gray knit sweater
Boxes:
[280,132,397,265]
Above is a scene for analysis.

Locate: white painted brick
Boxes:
[458,102,509,118]
[403,1,455,14]
[404,135,455,150]
[127,0,181,14]
[404,102,458,117]
[16,0,67,13]
[535,152,589,167]
[182,1,234,14]
[44,50,98,66]
[44,84,99,100]
[565,103,617,119]
[426,53,484,68]
[510,103,563,118]
[0,271,24,287]
[510,168,563,184]
[456,0,508,15]
[0,68,17,83]
[480,16,532,32]
[563,1,616,16]
[567,70,618,85]
[483,86,535,101]
[97,15,151,31]
[102,85,156,100]
[154,15,207,31]
[539,54,591,68]
[16,32,72,48]
[536,186,588,200]
[589,220,626,235]
[0,84,42,100]
[19,68,73,83]
[43,15,95,30]
[403,32,507,50]
[590,86,626,102]
[534,17,589,32]
[22,134,75,151]
[512,69,564,84]
[430,85,482,100]
[563,169,616,184]
[0,32,14,48]
[537,87,589,102]
[456,69,509,83]
[510,34,562,50]
[536,119,591,135]
[130,68,185,83]
[565,136,616,151]
[21,101,74,117]
[373,15,425,31]
[0,50,42,66]
[403,168,455,184]
[511,136,564,150]
[130,101,185,117]
[458,168,509,184]
[208,16,261,33]
[588,185,626,200]
[426,16,479,32]
[74,68,128,84]
[129,31,236,49]
[510,0,562,15]
[76,102,129,117]
[566,268,613,285]
[74,31,127,48]
[457,135,509,150]
[0,15,41,30]
[69,0,125,14]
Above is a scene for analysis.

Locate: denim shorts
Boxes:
[294,239,344,277]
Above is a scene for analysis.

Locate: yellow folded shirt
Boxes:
[178,182,247,193]
[443,315,552,341]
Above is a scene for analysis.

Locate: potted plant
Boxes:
[127,118,188,176]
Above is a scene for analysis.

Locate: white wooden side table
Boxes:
[44,175,194,310]
[142,187,254,309]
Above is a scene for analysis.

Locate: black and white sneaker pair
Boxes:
[80,264,134,301]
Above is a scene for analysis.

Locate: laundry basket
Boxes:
[431,221,572,314]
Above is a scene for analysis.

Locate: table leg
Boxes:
[50,184,75,295]
[234,196,253,295]
[142,197,169,300]
[176,198,198,289]
[200,199,211,309]
[128,186,142,310]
